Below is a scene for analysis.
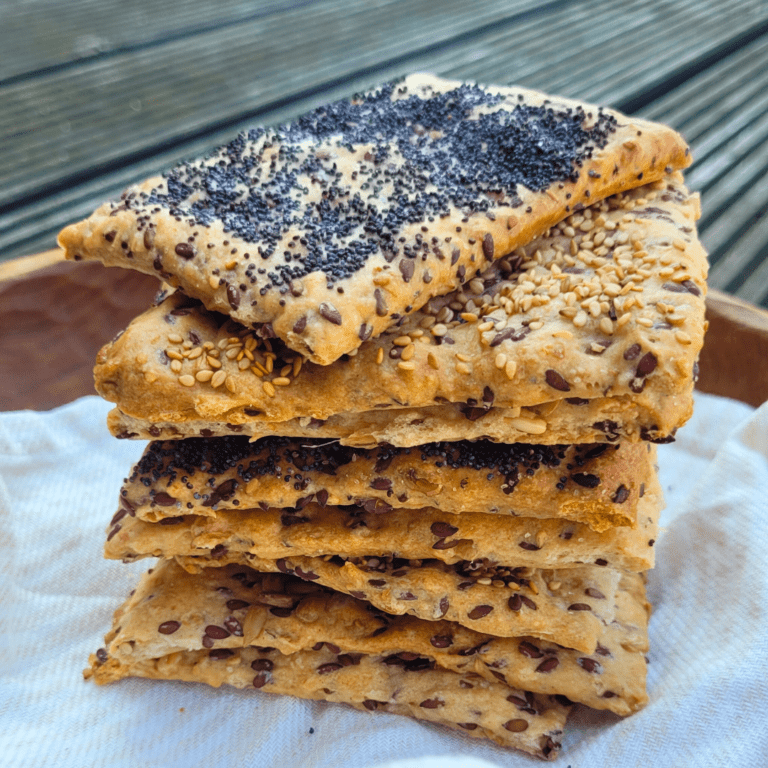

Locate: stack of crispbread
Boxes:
[62,74,707,760]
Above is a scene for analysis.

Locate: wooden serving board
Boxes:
[1,250,767,411]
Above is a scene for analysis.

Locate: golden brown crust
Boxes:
[106,475,661,574]
[61,74,691,366]
[93,176,705,443]
[89,646,568,758]
[88,560,647,716]
[107,390,691,447]
[174,553,627,652]
[119,437,656,532]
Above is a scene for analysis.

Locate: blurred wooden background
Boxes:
[1,0,768,409]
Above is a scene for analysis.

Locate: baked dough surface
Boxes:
[61,74,691,365]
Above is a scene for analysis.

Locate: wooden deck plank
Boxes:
[0,0,317,82]
[0,0,564,210]
[2,0,764,213]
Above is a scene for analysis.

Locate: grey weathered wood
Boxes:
[0,0,569,210]
[2,0,768,308]
[0,0,324,82]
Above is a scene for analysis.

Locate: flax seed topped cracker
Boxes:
[105,476,661,575]
[60,74,690,365]
[88,560,648,717]
[89,561,571,759]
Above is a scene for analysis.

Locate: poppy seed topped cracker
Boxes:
[61,74,691,365]
[119,436,655,532]
[94,175,705,444]
[88,560,648,716]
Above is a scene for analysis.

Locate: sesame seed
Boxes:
[675,330,692,344]
[195,370,214,382]
[262,381,276,397]
[273,376,291,386]
[178,375,195,387]
[211,370,227,388]
[505,360,517,379]
[398,361,416,371]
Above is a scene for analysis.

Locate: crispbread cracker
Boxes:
[89,647,567,759]
[106,477,661,573]
[89,560,647,716]
[175,553,626,652]
[121,436,655,532]
[88,567,570,759]
[94,176,704,443]
[61,74,691,366]
[107,390,690,447]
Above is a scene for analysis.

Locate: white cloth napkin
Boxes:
[1,393,766,768]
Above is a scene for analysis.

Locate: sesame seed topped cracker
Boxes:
[95,175,705,446]
[60,74,690,365]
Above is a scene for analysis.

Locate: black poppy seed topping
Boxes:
[141,80,617,288]
[129,436,594,495]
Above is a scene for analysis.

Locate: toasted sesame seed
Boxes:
[456,362,471,375]
[599,317,614,335]
[394,336,411,346]
[675,330,692,344]
[376,347,384,365]
[211,370,227,388]
[263,381,276,397]
[427,352,439,369]
[195,370,214,382]
[494,352,507,369]
[401,344,416,361]
[273,376,291,386]
[166,349,183,360]
[505,359,517,379]
[170,360,182,373]
[398,361,416,371]
[178,375,195,387]
[168,333,183,344]
[509,415,546,434]
[225,376,237,393]
[208,275,220,289]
